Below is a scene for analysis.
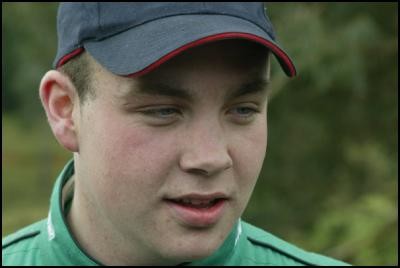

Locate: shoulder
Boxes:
[2,219,46,266]
[240,221,350,266]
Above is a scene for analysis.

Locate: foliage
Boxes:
[2,3,58,123]
[246,3,398,265]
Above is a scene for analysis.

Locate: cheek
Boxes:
[230,117,267,205]
[234,118,267,170]
[79,109,177,207]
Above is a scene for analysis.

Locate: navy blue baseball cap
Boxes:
[54,3,296,77]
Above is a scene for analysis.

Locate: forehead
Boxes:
[91,39,269,98]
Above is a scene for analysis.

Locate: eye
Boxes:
[138,106,183,126]
[141,107,181,118]
[228,105,260,124]
[229,106,259,117]
[232,107,258,116]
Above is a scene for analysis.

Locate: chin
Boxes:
[183,243,219,260]
[159,230,226,263]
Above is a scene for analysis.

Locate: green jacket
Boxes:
[2,160,349,266]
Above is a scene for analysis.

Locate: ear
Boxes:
[39,70,79,152]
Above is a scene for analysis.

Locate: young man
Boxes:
[3,3,348,265]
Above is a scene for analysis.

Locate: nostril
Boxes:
[179,149,233,177]
[187,168,210,176]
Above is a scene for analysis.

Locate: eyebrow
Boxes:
[133,81,194,101]
[130,78,269,101]
[227,78,269,101]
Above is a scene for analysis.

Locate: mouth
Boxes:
[164,193,229,228]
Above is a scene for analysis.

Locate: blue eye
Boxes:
[139,106,182,126]
[233,107,256,116]
[228,105,260,124]
[231,106,258,117]
[139,107,183,126]
[143,107,179,117]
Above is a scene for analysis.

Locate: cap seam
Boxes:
[261,4,276,40]
[96,3,101,33]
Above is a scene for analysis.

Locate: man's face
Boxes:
[74,40,269,264]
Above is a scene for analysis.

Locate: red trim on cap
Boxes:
[126,32,296,78]
[56,47,84,68]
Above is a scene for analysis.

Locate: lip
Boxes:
[164,193,229,228]
[167,193,228,201]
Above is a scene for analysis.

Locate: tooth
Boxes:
[190,200,200,205]
[174,198,217,206]
[195,200,212,205]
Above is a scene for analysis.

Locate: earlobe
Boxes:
[39,70,79,152]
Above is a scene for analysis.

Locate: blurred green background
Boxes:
[2,3,398,265]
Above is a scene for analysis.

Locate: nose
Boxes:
[179,123,233,177]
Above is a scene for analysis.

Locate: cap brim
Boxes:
[84,14,296,77]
